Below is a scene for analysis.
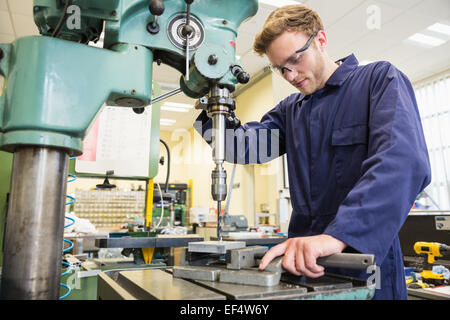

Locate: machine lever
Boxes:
[147,0,165,34]
[316,253,375,270]
[182,0,194,81]
[231,65,250,84]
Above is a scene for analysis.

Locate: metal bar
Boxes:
[150,88,182,105]
[316,253,375,270]
[96,236,204,248]
[0,147,69,300]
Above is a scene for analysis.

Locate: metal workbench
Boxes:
[97,267,375,300]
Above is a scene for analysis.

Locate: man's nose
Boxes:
[284,69,297,82]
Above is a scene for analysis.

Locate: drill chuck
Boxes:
[211,168,227,201]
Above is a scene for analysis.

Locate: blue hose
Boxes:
[59,157,77,300]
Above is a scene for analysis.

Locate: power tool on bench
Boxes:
[412,241,450,286]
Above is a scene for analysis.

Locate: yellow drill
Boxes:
[414,242,449,285]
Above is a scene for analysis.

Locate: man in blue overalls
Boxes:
[195,5,431,299]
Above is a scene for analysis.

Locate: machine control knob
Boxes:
[231,65,250,84]
[208,54,218,65]
[181,24,195,38]
[149,0,165,16]
[227,116,241,129]
[147,0,165,34]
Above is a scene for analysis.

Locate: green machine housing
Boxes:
[0,0,259,300]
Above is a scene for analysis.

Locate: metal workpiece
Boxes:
[112,269,226,300]
[96,236,204,249]
[220,269,281,287]
[172,266,222,281]
[0,147,69,300]
[280,274,353,292]
[179,247,223,266]
[194,280,308,300]
[226,246,268,270]
[188,240,246,254]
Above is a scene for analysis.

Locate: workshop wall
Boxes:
[64,73,299,230]
[156,72,299,228]
[158,128,254,222]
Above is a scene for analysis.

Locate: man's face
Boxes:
[267,31,327,95]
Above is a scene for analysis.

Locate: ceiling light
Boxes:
[407,33,446,47]
[161,106,190,113]
[427,23,450,36]
[259,0,301,8]
[163,102,193,109]
[160,118,176,126]
[161,102,193,113]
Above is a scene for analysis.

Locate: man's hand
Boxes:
[258,234,347,278]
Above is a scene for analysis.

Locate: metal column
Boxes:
[0,147,69,299]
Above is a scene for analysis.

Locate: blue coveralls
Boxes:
[195,54,431,299]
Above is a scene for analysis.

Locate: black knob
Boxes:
[185,0,194,4]
[133,107,145,114]
[208,54,218,65]
[237,72,250,84]
[231,65,250,84]
[149,0,165,16]
[181,24,195,38]
[228,116,241,129]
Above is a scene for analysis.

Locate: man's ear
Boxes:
[316,30,328,51]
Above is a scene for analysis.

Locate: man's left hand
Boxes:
[258,234,347,278]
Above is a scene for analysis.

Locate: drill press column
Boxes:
[0,147,69,299]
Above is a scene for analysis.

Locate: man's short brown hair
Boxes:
[253,5,324,56]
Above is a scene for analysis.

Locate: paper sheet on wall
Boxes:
[75,106,152,178]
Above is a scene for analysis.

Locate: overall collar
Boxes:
[296,54,359,103]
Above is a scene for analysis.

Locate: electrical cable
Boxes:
[52,0,73,38]
[159,139,170,193]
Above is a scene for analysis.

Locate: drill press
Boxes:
[0,0,257,299]
[196,83,246,241]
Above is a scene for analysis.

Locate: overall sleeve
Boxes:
[324,63,431,264]
[194,100,287,164]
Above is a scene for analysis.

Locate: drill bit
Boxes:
[217,200,222,241]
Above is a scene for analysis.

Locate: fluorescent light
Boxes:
[259,0,301,8]
[161,106,190,113]
[160,118,176,126]
[427,23,450,36]
[161,102,193,113]
[407,33,446,47]
[163,102,193,109]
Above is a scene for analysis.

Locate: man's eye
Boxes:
[292,54,302,64]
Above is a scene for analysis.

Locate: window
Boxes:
[415,72,450,210]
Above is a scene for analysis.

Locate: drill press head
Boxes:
[33,0,258,98]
